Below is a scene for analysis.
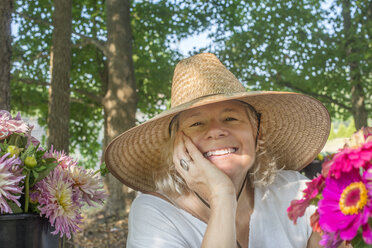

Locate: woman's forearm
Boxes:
[201,195,237,248]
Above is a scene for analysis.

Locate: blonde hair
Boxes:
[153,101,281,197]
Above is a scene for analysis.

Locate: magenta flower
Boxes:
[319,231,343,248]
[288,175,324,224]
[328,141,372,179]
[318,168,372,244]
[35,167,82,239]
[0,110,30,140]
[68,166,106,206]
[287,198,309,224]
[0,154,24,213]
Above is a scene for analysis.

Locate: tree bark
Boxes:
[0,0,13,111]
[342,0,368,129]
[104,0,138,216]
[47,0,72,153]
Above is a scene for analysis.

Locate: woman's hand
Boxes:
[173,132,236,206]
[173,132,238,248]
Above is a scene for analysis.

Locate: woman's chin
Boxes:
[207,155,253,180]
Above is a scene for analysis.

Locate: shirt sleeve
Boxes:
[127,194,190,248]
[279,170,316,239]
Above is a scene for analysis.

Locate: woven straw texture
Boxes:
[105,53,330,192]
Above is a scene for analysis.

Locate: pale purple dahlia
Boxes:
[0,154,24,213]
[44,146,78,169]
[0,110,30,140]
[68,166,106,206]
[36,167,82,239]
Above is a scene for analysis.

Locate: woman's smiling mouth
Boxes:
[203,147,238,158]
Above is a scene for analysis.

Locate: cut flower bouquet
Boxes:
[288,127,372,247]
[0,110,106,239]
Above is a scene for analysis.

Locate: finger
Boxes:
[174,159,187,177]
[173,132,186,164]
[182,134,205,162]
[174,157,193,185]
[173,133,193,175]
[179,158,192,172]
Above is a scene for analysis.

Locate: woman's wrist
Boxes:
[209,191,237,209]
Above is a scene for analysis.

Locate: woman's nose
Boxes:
[205,120,228,139]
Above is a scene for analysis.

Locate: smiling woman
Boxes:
[155,100,279,198]
[105,53,333,248]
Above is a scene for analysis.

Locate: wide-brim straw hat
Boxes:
[105,53,330,192]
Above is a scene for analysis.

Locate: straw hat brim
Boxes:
[105,91,330,192]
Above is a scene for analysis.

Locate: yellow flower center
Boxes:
[57,190,72,210]
[339,182,368,215]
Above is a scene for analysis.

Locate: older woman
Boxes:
[105,53,334,247]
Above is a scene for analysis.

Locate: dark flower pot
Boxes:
[0,213,62,248]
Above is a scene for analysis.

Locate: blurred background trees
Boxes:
[0,0,13,111]
[204,0,371,130]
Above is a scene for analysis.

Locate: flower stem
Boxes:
[24,170,30,213]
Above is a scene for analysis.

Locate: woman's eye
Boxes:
[190,122,202,127]
[225,117,237,121]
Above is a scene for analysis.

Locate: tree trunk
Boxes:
[342,0,368,129]
[0,0,13,111]
[47,0,72,152]
[104,0,138,216]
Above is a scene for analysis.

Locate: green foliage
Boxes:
[328,124,336,140]
[11,0,211,168]
[99,162,109,177]
[202,0,371,124]
[328,119,356,140]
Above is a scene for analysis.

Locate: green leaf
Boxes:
[30,162,58,187]
[99,162,109,177]
[351,232,369,248]
[7,200,23,214]
[44,157,57,164]
[31,170,39,185]
[20,143,36,161]
[8,133,27,148]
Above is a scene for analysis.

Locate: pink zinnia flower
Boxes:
[287,175,325,224]
[310,210,321,233]
[35,167,82,239]
[0,154,24,213]
[0,110,30,140]
[328,141,372,179]
[318,169,372,244]
[68,166,106,206]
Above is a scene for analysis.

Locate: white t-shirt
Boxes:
[127,170,316,248]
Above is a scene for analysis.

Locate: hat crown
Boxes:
[171,53,246,107]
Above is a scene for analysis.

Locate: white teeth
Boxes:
[204,148,237,158]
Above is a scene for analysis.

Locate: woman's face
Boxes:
[178,100,256,185]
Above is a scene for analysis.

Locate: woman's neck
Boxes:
[173,192,211,223]
[172,181,255,225]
